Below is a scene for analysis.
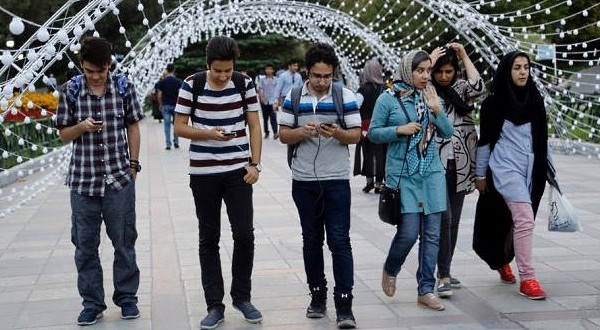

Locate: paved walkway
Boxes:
[0,117,599,330]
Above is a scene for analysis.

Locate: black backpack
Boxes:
[190,71,248,123]
[287,83,347,167]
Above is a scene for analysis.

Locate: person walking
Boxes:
[173,35,263,329]
[258,63,279,139]
[274,59,303,109]
[473,51,553,300]
[156,63,182,149]
[55,36,144,326]
[368,49,453,311]
[278,43,361,329]
[354,58,386,193]
[429,42,486,297]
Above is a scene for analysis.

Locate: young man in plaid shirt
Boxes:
[55,36,144,326]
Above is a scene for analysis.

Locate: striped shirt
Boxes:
[278,82,361,181]
[175,74,259,175]
[55,75,144,196]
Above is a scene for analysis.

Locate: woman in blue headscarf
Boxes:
[368,50,453,311]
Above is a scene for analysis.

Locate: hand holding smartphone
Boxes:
[93,121,103,126]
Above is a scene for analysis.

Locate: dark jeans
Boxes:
[292,180,354,294]
[260,103,278,135]
[384,212,442,295]
[437,160,466,279]
[190,169,255,311]
[70,182,139,312]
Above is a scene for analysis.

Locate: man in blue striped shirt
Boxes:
[174,36,263,330]
[279,43,361,329]
[274,59,303,109]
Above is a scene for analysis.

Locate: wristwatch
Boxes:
[130,161,142,172]
[250,163,262,172]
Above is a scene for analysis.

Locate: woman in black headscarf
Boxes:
[473,51,553,300]
[430,43,486,297]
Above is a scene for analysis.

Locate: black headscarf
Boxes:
[473,51,550,270]
[431,48,474,116]
[491,51,541,125]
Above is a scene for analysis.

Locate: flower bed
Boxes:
[2,92,57,122]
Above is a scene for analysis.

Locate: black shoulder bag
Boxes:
[378,96,411,226]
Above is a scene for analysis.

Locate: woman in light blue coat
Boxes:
[368,50,453,311]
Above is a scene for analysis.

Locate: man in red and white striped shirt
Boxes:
[174,35,263,330]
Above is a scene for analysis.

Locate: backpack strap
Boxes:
[66,74,129,117]
[287,86,303,166]
[331,83,346,129]
[191,71,206,113]
[66,75,84,106]
[290,86,302,128]
[231,71,248,111]
[113,73,130,113]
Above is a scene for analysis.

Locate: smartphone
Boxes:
[93,121,103,126]
[222,131,236,137]
[320,123,334,128]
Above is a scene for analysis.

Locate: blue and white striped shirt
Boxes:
[278,82,361,181]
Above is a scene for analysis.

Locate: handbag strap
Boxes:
[394,95,411,190]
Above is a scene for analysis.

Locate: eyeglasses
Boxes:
[309,72,333,81]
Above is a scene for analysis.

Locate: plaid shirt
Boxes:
[55,74,144,196]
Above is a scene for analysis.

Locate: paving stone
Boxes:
[0,121,598,329]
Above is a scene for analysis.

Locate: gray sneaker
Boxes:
[200,308,224,330]
[450,277,462,289]
[437,282,453,298]
[233,301,262,324]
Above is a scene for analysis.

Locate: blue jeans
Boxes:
[162,104,179,148]
[190,169,255,311]
[437,160,466,279]
[292,180,354,294]
[384,212,442,295]
[70,182,139,312]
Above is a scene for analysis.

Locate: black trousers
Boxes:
[190,169,255,311]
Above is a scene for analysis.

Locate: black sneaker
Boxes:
[306,286,327,318]
[174,144,180,149]
[77,308,103,326]
[334,293,356,329]
[200,308,224,330]
[233,301,262,324]
[120,302,140,319]
[436,281,453,298]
